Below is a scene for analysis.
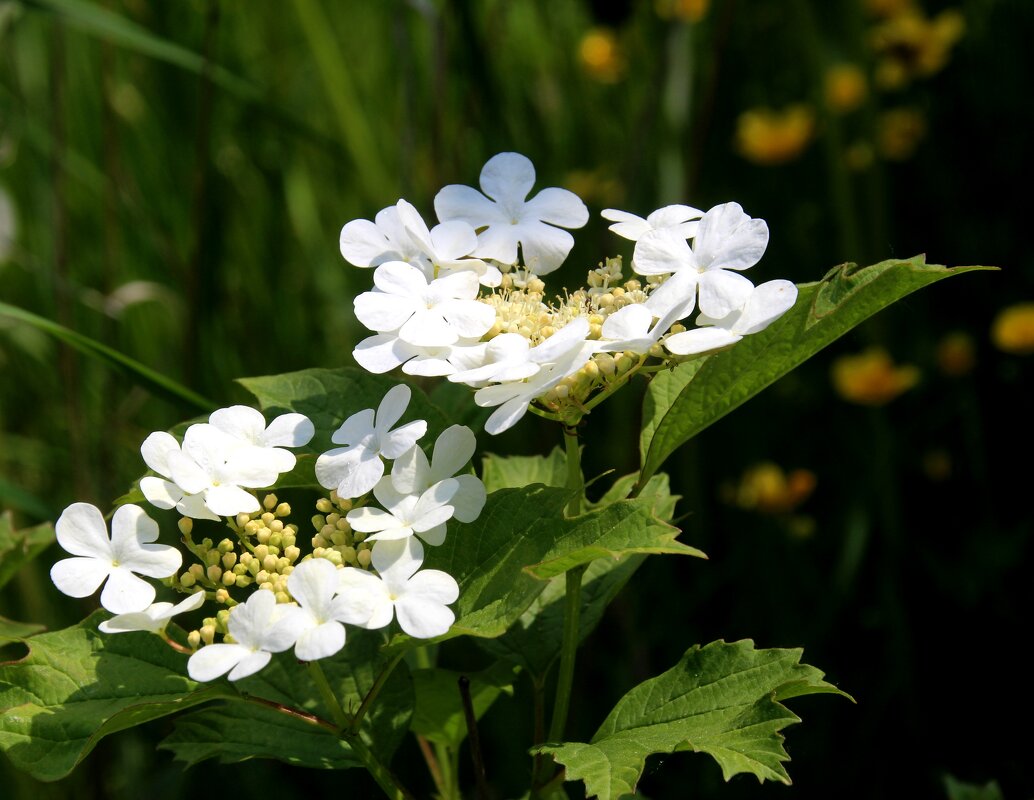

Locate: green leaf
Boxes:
[238,367,451,460]
[477,554,645,678]
[534,640,851,799]
[0,616,45,646]
[0,477,54,521]
[481,447,567,493]
[944,775,1004,800]
[0,612,228,781]
[0,512,54,591]
[410,661,519,748]
[160,629,413,769]
[639,257,995,486]
[423,486,702,642]
[0,301,215,413]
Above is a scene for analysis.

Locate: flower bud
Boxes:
[263,494,278,511]
[311,514,327,531]
[178,517,193,536]
[268,532,283,548]
[200,625,216,645]
[221,570,237,587]
[275,591,291,604]
[340,546,357,565]
[275,502,291,517]
[235,513,250,528]
[284,545,301,562]
[253,545,269,561]
[269,519,284,533]
[221,552,237,569]
[180,572,196,588]
[206,564,223,583]
[262,554,278,573]
[189,564,206,580]
[315,498,333,514]
[324,549,343,566]
[187,630,201,649]
[235,575,252,588]
[282,533,296,548]
[244,519,262,535]
[216,609,231,628]
[326,512,341,526]
[356,549,372,568]
[215,588,230,603]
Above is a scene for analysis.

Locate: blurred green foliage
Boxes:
[0,0,1029,797]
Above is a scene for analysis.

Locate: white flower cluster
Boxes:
[341,152,799,434]
[49,386,484,683]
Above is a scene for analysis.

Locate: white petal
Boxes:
[389,444,431,495]
[518,222,575,275]
[697,270,756,320]
[188,643,251,682]
[288,557,340,613]
[99,603,174,634]
[437,299,496,339]
[354,290,416,332]
[732,279,798,334]
[208,406,265,443]
[406,568,460,605]
[601,208,650,241]
[694,202,769,270]
[177,493,220,521]
[223,447,281,487]
[399,309,459,347]
[429,220,478,260]
[380,419,428,459]
[484,396,531,435]
[51,557,110,599]
[434,184,507,227]
[167,451,212,495]
[646,203,704,230]
[402,353,458,377]
[644,270,699,319]
[100,567,157,614]
[416,523,447,546]
[204,485,261,517]
[262,413,315,448]
[140,477,182,510]
[353,334,415,374]
[430,425,476,482]
[601,304,653,342]
[395,198,434,254]
[373,260,429,297]
[664,327,743,355]
[371,536,424,577]
[396,598,455,639]
[340,218,390,267]
[480,152,535,204]
[471,223,521,265]
[376,384,412,434]
[346,506,401,534]
[338,568,394,629]
[450,475,487,523]
[55,503,112,559]
[294,621,346,662]
[524,187,589,228]
[633,228,695,276]
[332,408,376,446]
[140,431,180,477]
[227,650,273,681]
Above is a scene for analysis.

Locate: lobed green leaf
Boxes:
[535,640,851,799]
[639,257,995,486]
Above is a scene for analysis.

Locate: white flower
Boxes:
[339,203,427,269]
[50,503,182,614]
[474,338,596,435]
[338,538,459,639]
[394,199,501,287]
[164,424,280,517]
[352,332,483,377]
[315,384,428,499]
[346,476,459,546]
[434,152,589,275]
[664,279,798,356]
[389,425,486,524]
[187,589,302,682]
[286,558,375,661]
[139,431,220,521]
[353,261,496,347]
[600,204,703,242]
[595,302,686,355]
[98,591,205,634]
[207,406,315,473]
[637,202,769,320]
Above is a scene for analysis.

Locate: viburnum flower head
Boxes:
[50,503,182,614]
[353,261,496,348]
[601,204,704,242]
[187,589,302,682]
[99,591,205,634]
[637,202,770,320]
[338,538,459,639]
[434,152,589,275]
[286,558,376,661]
[664,279,799,356]
[315,384,428,499]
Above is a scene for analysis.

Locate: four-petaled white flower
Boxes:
[315,384,428,499]
[434,152,589,275]
[286,558,376,661]
[99,591,205,634]
[664,279,799,356]
[347,476,459,546]
[394,199,501,287]
[637,202,769,320]
[187,589,302,682]
[601,204,703,242]
[595,302,686,355]
[339,202,428,270]
[139,431,220,521]
[51,503,182,614]
[389,425,486,524]
[354,261,496,348]
[207,406,315,473]
[339,538,459,639]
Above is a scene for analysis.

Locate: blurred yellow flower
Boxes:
[735,105,815,166]
[578,28,625,84]
[655,0,709,23]
[730,462,817,515]
[832,347,919,405]
[870,7,965,90]
[563,168,623,208]
[824,64,868,114]
[991,303,1034,355]
[877,107,926,160]
[936,331,975,376]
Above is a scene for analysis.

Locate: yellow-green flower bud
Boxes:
[178,517,193,536]
[315,498,333,514]
[282,533,296,548]
[321,523,336,539]
[326,512,341,526]
[269,519,284,533]
[206,565,223,583]
[204,550,221,567]
[244,519,262,535]
[221,552,237,569]
[596,353,616,376]
[256,529,271,545]
[324,549,343,566]
[335,497,353,512]
[284,545,301,562]
[256,569,270,584]
[275,502,291,517]
[201,538,214,550]
[276,557,290,572]
[261,512,275,525]
[180,572,197,588]
[357,549,372,568]
[216,609,231,628]
[330,530,347,546]
[268,532,283,548]
[263,494,278,511]
[187,630,201,649]
[340,546,357,565]
[221,570,237,587]
[275,591,291,604]
[253,544,269,561]
[312,546,326,558]
[649,343,665,359]
[280,564,293,577]
[215,588,230,603]
[200,625,215,645]
[232,563,247,576]
[235,575,252,588]
[262,554,278,573]
[189,564,206,580]
[218,538,234,553]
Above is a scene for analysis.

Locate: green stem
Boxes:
[308,660,350,730]
[563,427,583,517]
[349,651,405,735]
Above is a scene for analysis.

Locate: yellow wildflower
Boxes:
[735,105,815,166]
[831,347,919,405]
[824,64,868,114]
[871,7,965,90]
[731,462,817,515]
[991,303,1034,355]
[935,331,975,376]
[877,108,926,160]
[578,28,625,84]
